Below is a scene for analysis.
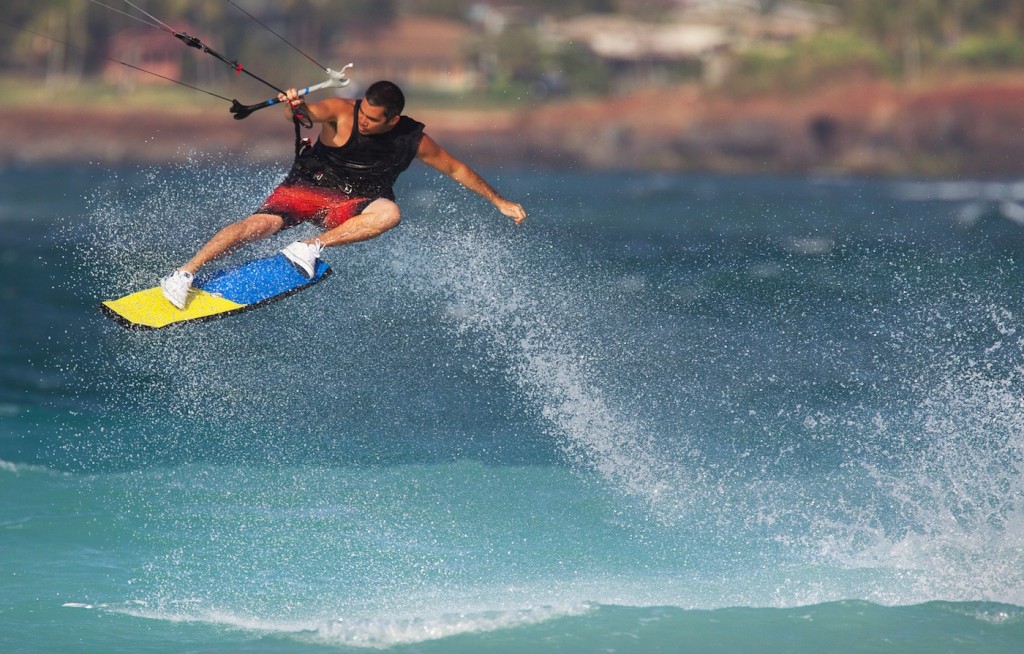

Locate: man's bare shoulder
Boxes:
[329,97,357,109]
[307,97,356,122]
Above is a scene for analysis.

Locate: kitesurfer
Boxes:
[160,80,526,308]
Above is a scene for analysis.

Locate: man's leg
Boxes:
[161,212,287,309]
[281,199,401,278]
[315,198,402,248]
[179,212,286,275]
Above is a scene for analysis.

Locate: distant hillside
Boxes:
[4,75,1024,178]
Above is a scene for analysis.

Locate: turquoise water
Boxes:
[2,163,1024,652]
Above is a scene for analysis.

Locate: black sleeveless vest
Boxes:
[286,100,425,200]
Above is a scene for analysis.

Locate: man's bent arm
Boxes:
[418,134,526,224]
[278,89,349,124]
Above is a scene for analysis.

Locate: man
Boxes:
[160,80,527,308]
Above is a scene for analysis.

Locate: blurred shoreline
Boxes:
[4,77,1024,178]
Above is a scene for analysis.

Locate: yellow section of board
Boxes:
[101,287,246,329]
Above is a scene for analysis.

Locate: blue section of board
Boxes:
[196,253,330,305]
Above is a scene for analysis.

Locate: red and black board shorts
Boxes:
[257,182,374,230]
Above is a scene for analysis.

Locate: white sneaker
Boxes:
[281,239,324,279]
[160,270,194,309]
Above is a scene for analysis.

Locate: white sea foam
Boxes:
[0,458,55,475]
[804,298,1024,606]
[110,600,592,649]
[76,161,697,517]
[390,200,699,519]
[305,604,593,649]
[71,157,316,447]
[69,162,1024,613]
[893,179,1024,203]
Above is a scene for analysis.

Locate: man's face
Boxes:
[358,100,398,135]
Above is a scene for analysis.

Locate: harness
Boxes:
[289,138,351,191]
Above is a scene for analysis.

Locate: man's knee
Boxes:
[367,199,401,229]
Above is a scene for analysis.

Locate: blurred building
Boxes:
[545,0,839,88]
[546,15,730,86]
[103,28,187,86]
[673,0,840,41]
[336,16,478,93]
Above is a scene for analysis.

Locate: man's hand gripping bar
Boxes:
[229,64,354,120]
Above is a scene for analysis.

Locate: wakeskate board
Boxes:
[100,253,331,330]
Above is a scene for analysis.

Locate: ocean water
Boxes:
[2,161,1024,653]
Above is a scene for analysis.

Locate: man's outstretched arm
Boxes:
[417,134,527,224]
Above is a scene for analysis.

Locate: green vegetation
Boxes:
[1,0,397,83]
[1,0,1023,107]
[808,0,1024,75]
[948,34,1024,68]
[728,31,893,95]
[0,74,227,110]
[467,25,613,99]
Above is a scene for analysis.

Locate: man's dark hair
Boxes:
[365,80,405,120]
